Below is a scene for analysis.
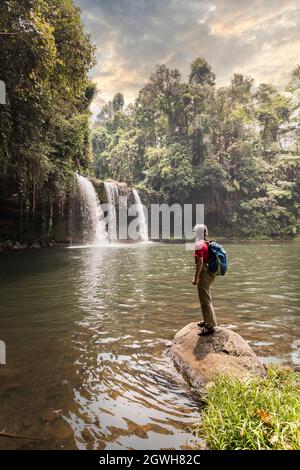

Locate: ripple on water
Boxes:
[0,243,299,449]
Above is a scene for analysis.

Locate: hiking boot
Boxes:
[198,326,215,336]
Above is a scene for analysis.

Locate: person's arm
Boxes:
[192,255,203,285]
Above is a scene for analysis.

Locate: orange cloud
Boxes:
[210,3,299,37]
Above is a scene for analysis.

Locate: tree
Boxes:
[112,92,124,112]
[139,64,185,140]
[255,88,291,156]
[144,143,194,202]
[189,58,215,86]
[229,74,254,104]
[96,93,129,133]
[107,130,145,185]
[0,0,95,238]
[90,61,299,239]
[287,65,300,153]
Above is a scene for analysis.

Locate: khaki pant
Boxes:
[197,264,217,329]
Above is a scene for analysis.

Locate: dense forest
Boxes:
[0,0,299,242]
[0,0,95,243]
[92,60,300,238]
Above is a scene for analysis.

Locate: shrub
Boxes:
[192,366,300,450]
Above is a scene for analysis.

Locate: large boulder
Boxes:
[167,322,266,391]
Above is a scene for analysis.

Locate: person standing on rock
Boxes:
[192,224,217,336]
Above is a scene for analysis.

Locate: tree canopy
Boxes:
[0,0,95,237]
[92,60,300,238]
[1,0,299,241]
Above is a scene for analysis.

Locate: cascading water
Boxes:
[132,189,148,242]
[75,174,107,245]
[104,182,119,242]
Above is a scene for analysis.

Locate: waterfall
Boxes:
[104,182,119,242]
[132,189,148,242]
[75,174,107,245]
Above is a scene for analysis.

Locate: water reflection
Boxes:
[0,243,299,450]
[68,245,198,449]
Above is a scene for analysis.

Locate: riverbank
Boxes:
[192,365,300,450]
[0,240,64,252]
[162,237,300,244]
[1,237,300,252]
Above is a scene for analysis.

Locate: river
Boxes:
[0,242,299,449]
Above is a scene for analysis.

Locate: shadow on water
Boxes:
[0,242,299,449]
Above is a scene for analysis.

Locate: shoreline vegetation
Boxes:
[1,237,300,252]
[192,365,300,450]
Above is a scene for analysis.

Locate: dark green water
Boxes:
[0,243,299,449]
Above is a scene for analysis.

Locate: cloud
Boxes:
[74,0,300,115]
[210,1,299,37]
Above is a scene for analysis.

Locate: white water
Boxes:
[75,174,107,245]
[132,189,148,242]
[104,182,119,242]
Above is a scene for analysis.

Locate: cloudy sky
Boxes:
[75,0,300,113]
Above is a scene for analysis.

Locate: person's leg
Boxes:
[197,268,217,329]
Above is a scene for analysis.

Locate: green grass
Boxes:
[192,366,300,450]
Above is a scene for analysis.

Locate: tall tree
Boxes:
[189,57,216,86]
[0,0,95,237]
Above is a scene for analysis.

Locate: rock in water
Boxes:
[167,322,266,391]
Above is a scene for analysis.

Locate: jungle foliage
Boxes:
[0,0,95,238]
[92,60,300,238]
[1,0,299,240]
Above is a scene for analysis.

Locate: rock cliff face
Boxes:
[0,176,135,249]
[167,322,266,391]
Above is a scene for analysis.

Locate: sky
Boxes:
[74,0,300,115]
